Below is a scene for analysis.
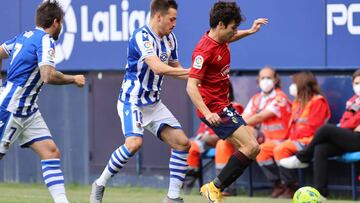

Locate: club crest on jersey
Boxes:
[160,52,168,62]
[193,55,204,69]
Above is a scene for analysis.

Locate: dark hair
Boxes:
[150,0,178,18]
[209,1,243,28]
[36,0,64,29]
[352,69,360,82]
[293,71,321,107]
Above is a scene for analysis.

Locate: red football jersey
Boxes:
[189,32,231,118]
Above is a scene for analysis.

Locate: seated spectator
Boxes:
[280,69,360,198]
[259,71,331,198]
[242,66,292,198]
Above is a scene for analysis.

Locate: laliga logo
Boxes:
[54,0,77,64]
[327,3,360,35]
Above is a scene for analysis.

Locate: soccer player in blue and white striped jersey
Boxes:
[90,1,190,203]
[0,1,85,203]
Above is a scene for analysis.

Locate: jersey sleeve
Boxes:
[134,30,156,61]
[1,36,17,57]
[168,32,178,63]
[189,50,210,81]
[37,34,56,68]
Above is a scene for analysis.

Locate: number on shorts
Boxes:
[133,110,143,123]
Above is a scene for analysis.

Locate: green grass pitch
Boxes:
[0,183,353,203]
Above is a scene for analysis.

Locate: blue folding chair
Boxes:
[336,151,360,201]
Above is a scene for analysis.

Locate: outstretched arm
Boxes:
[229,18,268,43]
[186,77,221,126]
[169,61,188,80]
[40,65,85,87]
[145,56,188,77]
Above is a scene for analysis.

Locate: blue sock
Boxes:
[167,149,188,199]
[41,159,68,203]
[97,145,133,186]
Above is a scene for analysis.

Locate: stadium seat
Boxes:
[335,151,360,201]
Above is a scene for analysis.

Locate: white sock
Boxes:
[96,145,133,186]
[41,159,68,203]
[167,149,188,199]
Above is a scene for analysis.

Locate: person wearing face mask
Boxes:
[242,66,292,198]
[280,69,360,198]
[268,71,331,199]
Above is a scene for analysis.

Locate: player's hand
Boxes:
[205,112,222,126]
[250,18,268,33]
[73,75,85,87]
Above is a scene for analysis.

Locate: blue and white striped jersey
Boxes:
[0,27,56,117]
[119,25,178,106]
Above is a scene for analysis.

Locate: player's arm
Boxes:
[186,77,221,126]
[229,18,268,43]
[244,109,275,126]
[39,65,85,87]
[145,56,188,77]
[169,61,188,80]
[0,46,10,85]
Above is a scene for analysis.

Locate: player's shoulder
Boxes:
[24,28,55,46]
[193,34,216,55]
[131,25,155,42]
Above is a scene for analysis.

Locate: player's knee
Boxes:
[249,142,261,156]
[240,141,260,157]
[125,137,143,154]
[49,147,61,158]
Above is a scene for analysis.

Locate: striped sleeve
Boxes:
[135,30,156,61]
[1,36,17,57]
[37,34,56,68]
[168,32,178,63]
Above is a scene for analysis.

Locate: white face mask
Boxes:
[289,83,297,97]
[259,78,274,93]
[353,84,360,96]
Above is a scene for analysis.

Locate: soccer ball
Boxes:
[293,186,321,203]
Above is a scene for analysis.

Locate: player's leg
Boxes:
[161,126,190,201]
[200,106,259,202]
[215,140,236,196]
[145,102,190,202]
[214,125,260,190]
[91,101,141,203]
[0,110,21,160]
[21,111,68,203]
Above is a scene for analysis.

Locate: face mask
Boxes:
[259,78,274,93]
[353,84,360,96]
[289,83,297,97]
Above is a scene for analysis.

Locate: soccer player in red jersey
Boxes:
[186,2,268,202]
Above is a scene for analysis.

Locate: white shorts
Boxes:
[117,100,182,139]
[0,109,52,154]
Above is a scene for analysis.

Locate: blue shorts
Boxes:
[201,105,247,140]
